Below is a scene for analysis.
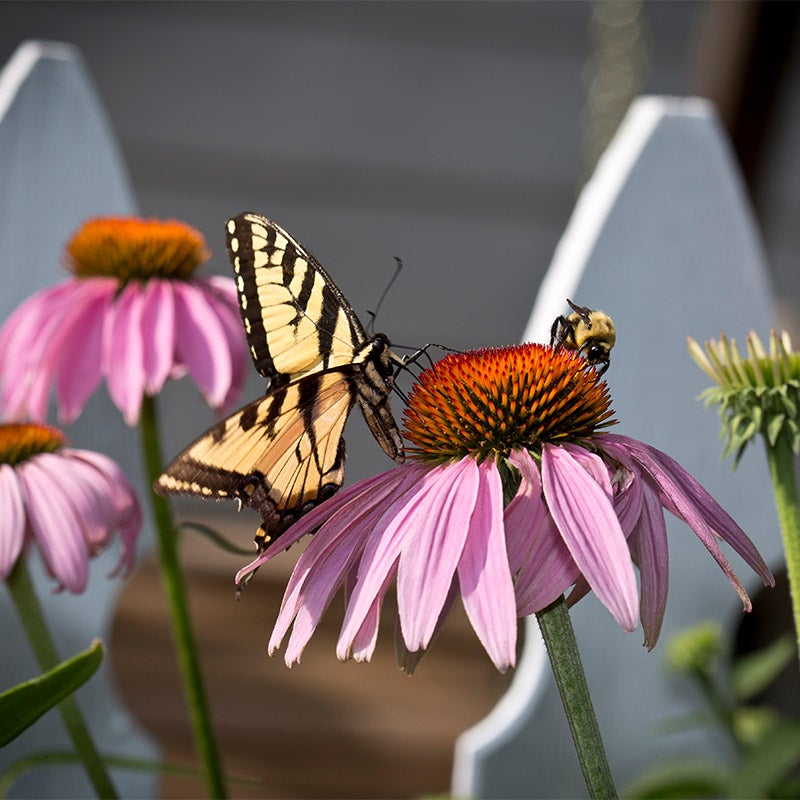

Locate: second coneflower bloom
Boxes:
[0,422,141,592]
[239,344,773,673]
[0,217,246,425]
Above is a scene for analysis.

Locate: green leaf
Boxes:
[731,635,796,702]
[623,759,730,799]
[177,520,255,556]
[0,640,103,747]
[728,720,800,799]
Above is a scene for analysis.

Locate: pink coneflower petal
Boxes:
[516,512,581,617]
[347,569,398,664]
[203,276,248,411]
[140,279,176,396]
[542,443,639,631]
[63,449,142,578]
[613,466,644,537]
[628,481,669,649]
[53,282,112,423]
[0,281,81,420]
[275,479,400,663]
[603,434,774,604]
[337,464,439,659]
[103,283,147,425]
[457,459,516,671]
[0,464,25,578]
[504,448,548,573]
[17,456,90,593]
[395,578,459,673]
[397,458,477,652]
[173,282,233,409]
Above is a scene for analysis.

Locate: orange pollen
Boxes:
[403,343,617,461]
[0,423,65,466]
[66,216,210,281]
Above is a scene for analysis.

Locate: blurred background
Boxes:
[1,1,799,797]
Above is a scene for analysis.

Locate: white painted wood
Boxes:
[0,42,157,799]
[453,96,778,798]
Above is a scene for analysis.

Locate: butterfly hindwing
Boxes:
[156,370,356,544]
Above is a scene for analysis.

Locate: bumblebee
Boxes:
[550,299,616,376]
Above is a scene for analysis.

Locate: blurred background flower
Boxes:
[0,421,140,593]
[0,217,246,426]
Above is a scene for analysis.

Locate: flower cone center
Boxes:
[403,343,616,461]
[0,423,65,465]
[66,217,209,281]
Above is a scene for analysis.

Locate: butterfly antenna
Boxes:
[367,257,404,337]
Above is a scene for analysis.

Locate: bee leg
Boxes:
[550,316,570,349]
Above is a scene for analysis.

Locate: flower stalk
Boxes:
[536,596,617,799]
[6,557,118,799]
[763,434,800,664]
[138,395,226,798]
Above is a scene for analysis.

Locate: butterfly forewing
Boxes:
[226,213,368,384]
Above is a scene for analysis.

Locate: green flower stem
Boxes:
[139,395,227,798]
[6,558,118,799]
[764,434,800,666]
[536,596,617,800]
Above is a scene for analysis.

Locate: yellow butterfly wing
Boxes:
[226,212,373,383]
[156,370,355,546]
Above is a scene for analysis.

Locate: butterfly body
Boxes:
[156,213,404,548]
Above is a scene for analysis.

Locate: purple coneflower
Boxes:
[238,343,773,672]
[0,217,246,425]
[0,422,141,592]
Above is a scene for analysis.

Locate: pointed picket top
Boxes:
[454,96,778,798]
[0,41,157,799]
[0,40,135,319]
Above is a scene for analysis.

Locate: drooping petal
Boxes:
[53,281,113,422]
[628,480,669,649]
[397,458,478,652]
[395,577,459,674]
[273,470,408,663]
[457,458,517,672]
[0,464,25,578]
[201,276,247,410]
[613,463,644,537]
[503,449,581,616]
[17,457,89,593]
[542,443,639,632]
[0,281,81,420]
[103,282,147,425]
[338,463,447,659]
[348,569,397,664]
[62,449,142,577]
[173,281,232,409]
[140,278,176,396]
[604,434,774,604]
[516,511,581,616]
[504,448,547,573]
